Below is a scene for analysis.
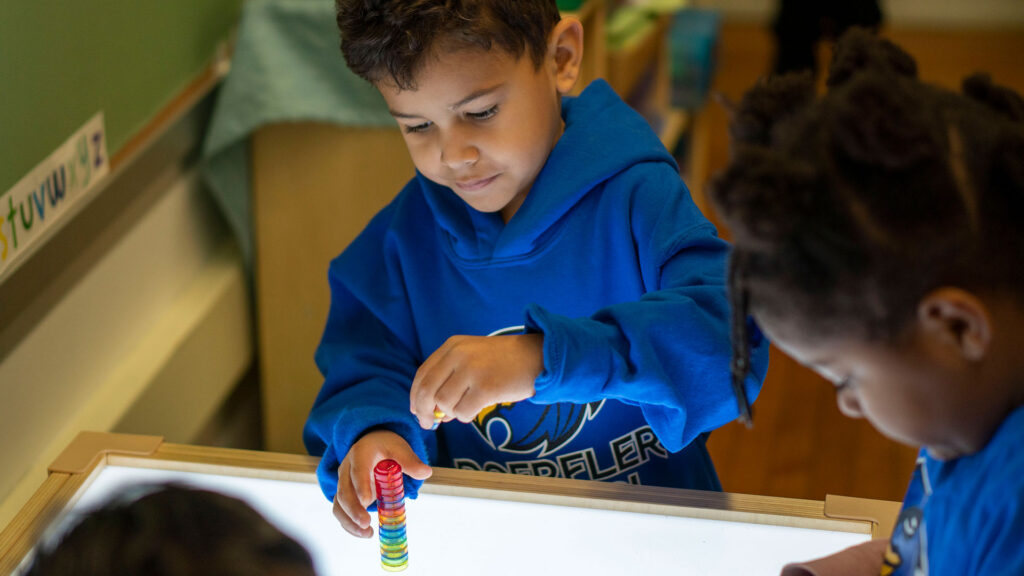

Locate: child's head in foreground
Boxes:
[335,0,584,222]
[23,484,316,576]
[711,29,1024,460]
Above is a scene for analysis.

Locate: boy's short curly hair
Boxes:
[710,28,1024,384]
[336,0,562,90]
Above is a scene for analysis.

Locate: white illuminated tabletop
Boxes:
[0,433,898,576]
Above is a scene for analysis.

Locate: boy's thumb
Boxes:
[394,448,433,480]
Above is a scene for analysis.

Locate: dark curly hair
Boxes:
[711,28,1024,397]
[336,0,562,90]
[23,484,316,576]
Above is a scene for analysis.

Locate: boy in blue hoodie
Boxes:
[304,0,769,538]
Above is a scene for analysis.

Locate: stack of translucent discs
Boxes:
[374,459,409,572]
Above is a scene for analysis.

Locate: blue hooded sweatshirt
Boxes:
[303,79,769,502]
[883,404,1024,575]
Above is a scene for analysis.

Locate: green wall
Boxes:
[1,1,244,192]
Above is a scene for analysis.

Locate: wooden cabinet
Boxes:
[252,124,414,453]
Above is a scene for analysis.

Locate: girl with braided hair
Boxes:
[711,28,1024,575]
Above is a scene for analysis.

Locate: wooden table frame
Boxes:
[0,432,900,575]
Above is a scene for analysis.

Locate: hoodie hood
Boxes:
[417,79,678,261]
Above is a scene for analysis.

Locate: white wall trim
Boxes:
[0,171,252,528]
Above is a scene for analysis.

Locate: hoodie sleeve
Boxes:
[524,164,770,453]
[302,210,435,503]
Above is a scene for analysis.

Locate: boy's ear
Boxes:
[917,287,991,361]
[549,17,584,95]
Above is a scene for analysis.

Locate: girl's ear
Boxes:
[917,288,992,361]
[549,17,584,95]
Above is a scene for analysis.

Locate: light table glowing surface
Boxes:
[0,433,900,575]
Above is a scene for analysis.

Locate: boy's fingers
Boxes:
[434,375,469,411]
[333,493,372,538]
[345,461,374,522]
[413,365,456,429]
[334,463,373,538]
[409,349,441,412]
[344,496,371,530]
[351,457,376,508]
[440,384,474,423]
[451,388,489,423]
[410,338,457,412]
[391,445,433,480]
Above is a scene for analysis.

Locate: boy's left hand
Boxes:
[410,333,544,429]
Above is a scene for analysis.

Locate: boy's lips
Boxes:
[455,174,499,192]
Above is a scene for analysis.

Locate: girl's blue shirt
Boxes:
[303,79,769,501]
[885,404,1024,575]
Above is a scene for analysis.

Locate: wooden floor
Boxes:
[699,22,1024,503]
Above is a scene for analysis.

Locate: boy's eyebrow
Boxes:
[448,84,504,111]
[389,109,422,120]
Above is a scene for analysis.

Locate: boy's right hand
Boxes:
[333,429,432,538]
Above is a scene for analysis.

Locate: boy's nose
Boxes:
[440,133,478,168]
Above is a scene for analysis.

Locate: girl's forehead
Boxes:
[755,306,866,358]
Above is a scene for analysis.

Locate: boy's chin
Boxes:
[462,201,504,215]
